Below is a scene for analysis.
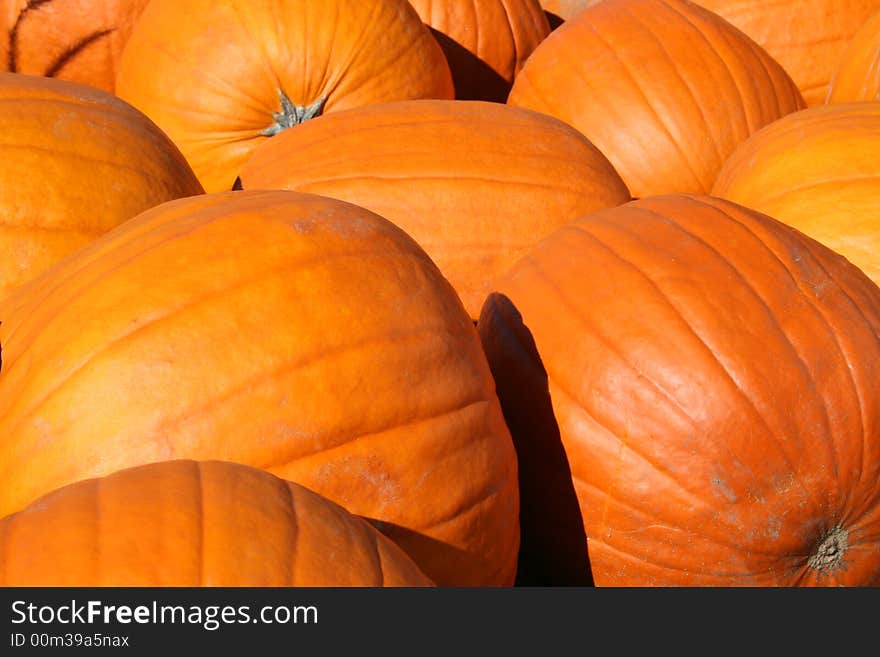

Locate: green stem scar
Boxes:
[260,90,327,136]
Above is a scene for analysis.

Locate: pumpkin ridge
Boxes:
[276,397,491,474]
[686,196,870,489]
[733,174,880,209]
[192,461,205,587]
[281,480,300,586]
[626,200,839,488]
[43,28,115,78]
[6,0,54,72]
[620,3,726,173]
[662,0,760,133]
[0,139,181,179]
[0,257,441,454]
[148,329,475,463]
[568,207,841,512]
[581,18,704,190]
[549,374,714,518]
[567,458,789,561]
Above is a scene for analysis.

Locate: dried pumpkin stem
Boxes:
[261,90,327,136]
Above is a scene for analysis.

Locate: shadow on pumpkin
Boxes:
[544,12,565,31]
[478,292,594,587]
[360,516,492,587]
[429,28,511,104]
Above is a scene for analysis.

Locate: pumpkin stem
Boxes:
[807,526,848,574]
[260,90,326,136]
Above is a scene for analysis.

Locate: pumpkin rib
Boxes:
[638,199,845,492]
[580,17,705,189]
[564,217,817,504]
[192,460,205,586]
[549,372,714,514]
[672,197,844,473]
[621,3,726,170]
[536,204,844,536]
[276,398,492,477]
[154,340,487,468]
[0,208,218,348]
[0,139,186,180]
[2,307,446,458]
[563,415,793,560]
[702,199,874,499]
[292,171,593,194]
[281,480,300,586]
[741,175,880,209]
[672,7,757,135]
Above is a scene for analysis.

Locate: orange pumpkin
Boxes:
[479,194,880,586]
[694,0,880,106]
[239,99,631,320]
[114,0,455,194]
[712,102,880,286]
[0,189,519,587]
[826,8,880,103]
[538,0,597,24]
[0,72,203,303]
[0,0,151,92]
[408,0,550,102]
[0,459,434,586]
[507,0,805,199]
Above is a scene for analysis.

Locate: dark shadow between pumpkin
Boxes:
[478,292,593,586]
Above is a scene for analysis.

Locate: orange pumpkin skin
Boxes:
[114,0,455,194]
[695,0,880,106]
[407,0,550,102]
[239,99,631,320]
[506,0,805,199]
[0,0,150,93]
[826,8,880,103]
[0,190,519,587]
[0,72,203,303]
[0,460,434,586]
[712,102,880,287]
[538,0,598,23]
[478,194,880,586]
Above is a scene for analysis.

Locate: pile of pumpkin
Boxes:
[0,0,878,588]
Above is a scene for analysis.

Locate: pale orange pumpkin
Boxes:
[0,71,203,303]
[479,194,880,586]
[0,460,434,586]
[826,7,880,103]
[0,189,519,587]
[408,0,550,101]
[712,102,880,286]
[695,0,880,106]
[239,99,631,319]
[0,0,151,92]
[507,0,805,199]
[114,0,455,193]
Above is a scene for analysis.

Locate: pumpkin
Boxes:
[0,459,434,586]
[712,102,880,286]
[407,0,550,102]
[507,0,805,199]
[238,99,631,320]
[478,194,880,586]
[114,0,455,194]
[0,0,151,93]
[0,71,203,303]
[694,0,880,106]
[0,189,519,587]
[825,8,880,103]
[538,0,598,24]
